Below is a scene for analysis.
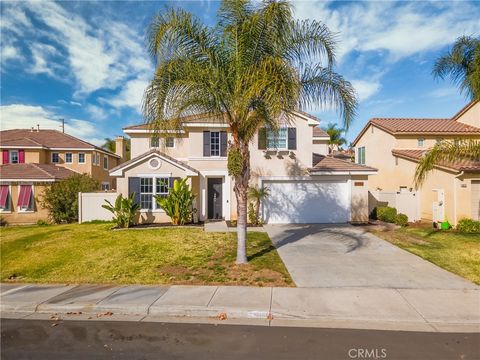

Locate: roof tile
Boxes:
[392,149,480,172]
[310,153,377,172]
[0,163,77,180]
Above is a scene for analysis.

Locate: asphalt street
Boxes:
[1,319,479,360]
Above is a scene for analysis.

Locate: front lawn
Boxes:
[0,223,292,287]
[370,224,480,284]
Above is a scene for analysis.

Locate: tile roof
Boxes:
[109,149,199,175]
[313,127,329,137]
[369,118,480,134]
[0,129,120,157]
[0,163,77,180]
[310,153,377,173]
[392,149,480,172]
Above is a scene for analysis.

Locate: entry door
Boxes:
[208,178,223,219]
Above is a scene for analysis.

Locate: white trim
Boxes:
[0,179,56,182]
[188,157,227,161]
[293,111,320,125]
[124,129,186,134]
[0,184,12,212]
[165,137,175,148]
[309,171,377,175]
[17,183,35,213]
[312,136,330,140]
[199,170,231,221]
[51,152,60,164]
[184,123,228,128]
[65,152,73,164]
[137,173,172,177]
[49,148,120,158]
[0,146,44,149]
[103,155,108,170]
[78,152,86,164]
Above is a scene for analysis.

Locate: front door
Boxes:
[208,178,223,219]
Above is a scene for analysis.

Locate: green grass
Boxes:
[372,225,480,284]
[0,223,293,287]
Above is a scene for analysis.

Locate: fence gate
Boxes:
[78,192,118,223]
[369,190,420,222]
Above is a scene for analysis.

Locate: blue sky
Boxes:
[1,1,479,145]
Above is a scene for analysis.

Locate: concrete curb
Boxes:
[1,283,479,333]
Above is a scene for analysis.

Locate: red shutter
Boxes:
[19,149,25,163]
[2,150,8,164]
[17,185,32,208]
[0,185,9,208]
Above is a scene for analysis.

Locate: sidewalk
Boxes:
[1,283,479,333]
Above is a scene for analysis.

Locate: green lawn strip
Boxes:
[372,226,480,285]
[0,224,293,286]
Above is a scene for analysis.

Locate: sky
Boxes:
[0,0,479,145]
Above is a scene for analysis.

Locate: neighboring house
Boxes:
[352,100,480,224]
[110,112,377,224]
[0,128,125,224]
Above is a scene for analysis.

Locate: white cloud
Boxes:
[0,104,104,146]
[28,43,62,78]
[85,104,109,120]
[103,77,149,110]
[351,79,381,101]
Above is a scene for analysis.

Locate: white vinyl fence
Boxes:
[78,192,118,223]
[368,190,421,222]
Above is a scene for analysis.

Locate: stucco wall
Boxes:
[455,101,480,128]
[350,175,369,223]
[0,183,49,224]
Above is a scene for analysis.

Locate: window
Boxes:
[51,152,60,163]
[78,153,86,164]
[65,153,73,163]
[140,178,153,210]
[0,185,11,212]
[357,147,365,165]
[103,156,108,170]
[436,138,443,144]
[17,185,34,212]
[101,183,110,191]
[96,153,100,165]
[151,137,159,148]
[165,137,175,148]
[266,127,287,149]
[156,177,169,198]
[9,150,19,164]
[210,132,220,156]
[417,138,425,147]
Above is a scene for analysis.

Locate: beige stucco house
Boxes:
[0,128,125,224]
[110,112,377,224]
[352,100,480,225]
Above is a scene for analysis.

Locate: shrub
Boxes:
[102,193,139,228]
[369,207,378,220]
[456,218,480,233]
[394,213,409,227]
[248,186,269,225]
[156,178,195,225]
[36,219,49,226]
[377,206,397,223]
[0,216,7,227]
[248,202,256,225]
[41,174,100,223]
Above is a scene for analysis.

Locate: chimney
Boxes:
[115,136,126,160]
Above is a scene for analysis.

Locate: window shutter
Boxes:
[220,131,228,156]
[288,128,297,150]
[258,128,267,150]
[203,131,211,157]
[128,177,140,206]
[19,149,25,163]
[2,150,9,164]
[169,177,181,189]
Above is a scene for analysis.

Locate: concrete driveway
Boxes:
[265,224,478,289]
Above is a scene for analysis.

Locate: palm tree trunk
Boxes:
[233,140,250,264]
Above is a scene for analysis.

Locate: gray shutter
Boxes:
[203,131,210,157]
[168,177,181,189]
[288,128,297,150]
[220,131,228,156]
[128,177,140,206]
[258,128,267,150]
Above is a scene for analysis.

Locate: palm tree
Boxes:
[433,35,480,100]
[248,186,270,224]
[414,139,480,187]
[323,122,347,153]
[143,0,357,263]
[102,138,115,152]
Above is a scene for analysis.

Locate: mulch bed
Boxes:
[226,221,263,228]
[113,222,204,230]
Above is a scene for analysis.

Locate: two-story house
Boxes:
[0,128,125,224]
[352,100,480,224]
[110,112,377,224]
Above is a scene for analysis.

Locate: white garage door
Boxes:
[263,179,350,224]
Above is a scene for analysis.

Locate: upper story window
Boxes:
[17,185,34,212]
[0,185,11,212]
[101,182,110,191]
[78,153,86,164]
[210,131,220,156]
[266,128,288,149]
[151,137,159,148]
[9,150,19,164]
[417,138,425,147]
[165,137,175,148]
[357,146,366,165]
[51,152,60,163]
[65,153,73,163]
[103,156,108,170]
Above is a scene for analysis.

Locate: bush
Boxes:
[369,207,378,220]
[156,178,195,225]
[102,193,139,228]
[456,218,480,233]
[0,216,7,227]
[41,174,100,223]
[377,206,397,223]
[36,219,49,226]
[394,213,409,227]
[248,202,256,225]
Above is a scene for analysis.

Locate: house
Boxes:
[109,112,377,224]
[352,100,480,224]
[0,128,125,224]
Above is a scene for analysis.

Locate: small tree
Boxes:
[102,193,139,228]
[41,174,99,223]
[156,178,195,225]
[248,186,270,225]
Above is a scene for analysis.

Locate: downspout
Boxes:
[453,171,464,226]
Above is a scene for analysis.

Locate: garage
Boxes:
[262,178,351,224]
